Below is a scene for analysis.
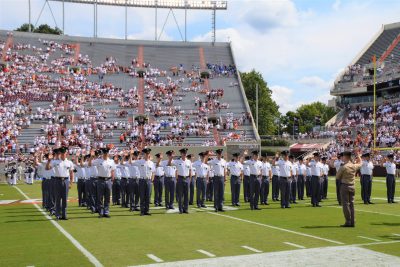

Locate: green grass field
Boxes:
[0,177,399,267]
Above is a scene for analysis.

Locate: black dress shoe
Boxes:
[144,212,151,216]
[183,211,189,214]
[392,201,397,203]
[218,209,225,212]
[61,217,68,220]
[201,205,207,208]
[236,204,240,207]
[340,224,354,227]
[134,208,140,211]
[265,203,270,205]
[104,214,111,218]
[316,204,322,207]
[293,201,298,204]
[254,207,261,210]
[368,201,374,204]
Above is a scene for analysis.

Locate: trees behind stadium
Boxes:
[15,23,63,35]
[240,70,335,136]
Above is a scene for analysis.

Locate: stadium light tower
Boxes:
[47,0,227,42]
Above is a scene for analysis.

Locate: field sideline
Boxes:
[0,177,399,267]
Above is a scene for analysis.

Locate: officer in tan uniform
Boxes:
[336,150,362,227]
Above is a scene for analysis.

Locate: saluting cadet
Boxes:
[336,151,361,227]
[46,147,74,220]
[112,155,122,206]
[128,151,140,211]
[243,156,251,202]
[260,156,272,205]
[276,151,292,209]
[360,152,374,204]
[297,157,307,200]
[137,148,155,216]
[83,155,91,210]
[289,155,298,204]
[333,153,343,205]
[35,153,48,208]
[206,159,214,202]
[193,152,210,208]
[188,154,196,205]
[309,152,323,207]
[382,154,397,204]
[90,147,116,218]
[161,150,177,210]
[305,162,312,198]
[120,155,130,208]
[209,149,227,212]
[227,153,243,206]
[87,150,100,213]
[48,148,60,216]
[74,152,87,207]
[321,156,329,200]
[243,150,262,210]
[271,156,280,201]
[175,148,192,214]
[154,153,165,207]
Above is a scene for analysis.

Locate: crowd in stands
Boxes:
[0,33,254,161]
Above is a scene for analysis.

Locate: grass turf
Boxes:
[0,177,399,266]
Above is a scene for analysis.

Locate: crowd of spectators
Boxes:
[0,33,255,160]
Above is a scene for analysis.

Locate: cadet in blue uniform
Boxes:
[209,149,227,212]
[175,148,192,214]
[112,155,122,205]
[243,156,251,202]
[276,150,293,209]
[308,152,323,207]
[90,147,116,218]
[333,153,343,205]
[154,153,165,207]
[297,157,307,200]
[46,147,74,220]
[382,154,397,204]
[227,153,243,207]
[360,152,374,204]
[260,156,272,205]
[321,156,329,200]
[271,156,280,201]
[128,151,140,211]
[161,150,177,210]
[137,148,155,215]
[193,152,210,208]
[187,154,196,205]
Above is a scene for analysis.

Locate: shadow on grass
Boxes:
[301,225,342,229]
[371,222,400,227]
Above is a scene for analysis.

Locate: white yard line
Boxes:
[207,212,344,245]
[241,245,262,253]
[393,234,400,237]
[197,249,216,257]
[352,240,400,247]
[357,236,381,242]
[134,246,400,267]
[14,186,103,267]
[146,254,164,263]
[283,242,306,249]
[327,206,400,217]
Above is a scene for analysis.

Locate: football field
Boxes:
[0,177,399,267]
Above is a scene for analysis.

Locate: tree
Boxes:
[240,70,280,135]
[15,23,35,32]
[15,23,62,35]
[282,102,336,134]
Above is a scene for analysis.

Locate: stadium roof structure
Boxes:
[31,0,227,42]
[351,22,400,65]
[331,22,400,98]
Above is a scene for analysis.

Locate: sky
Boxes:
[1,0,400,113]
